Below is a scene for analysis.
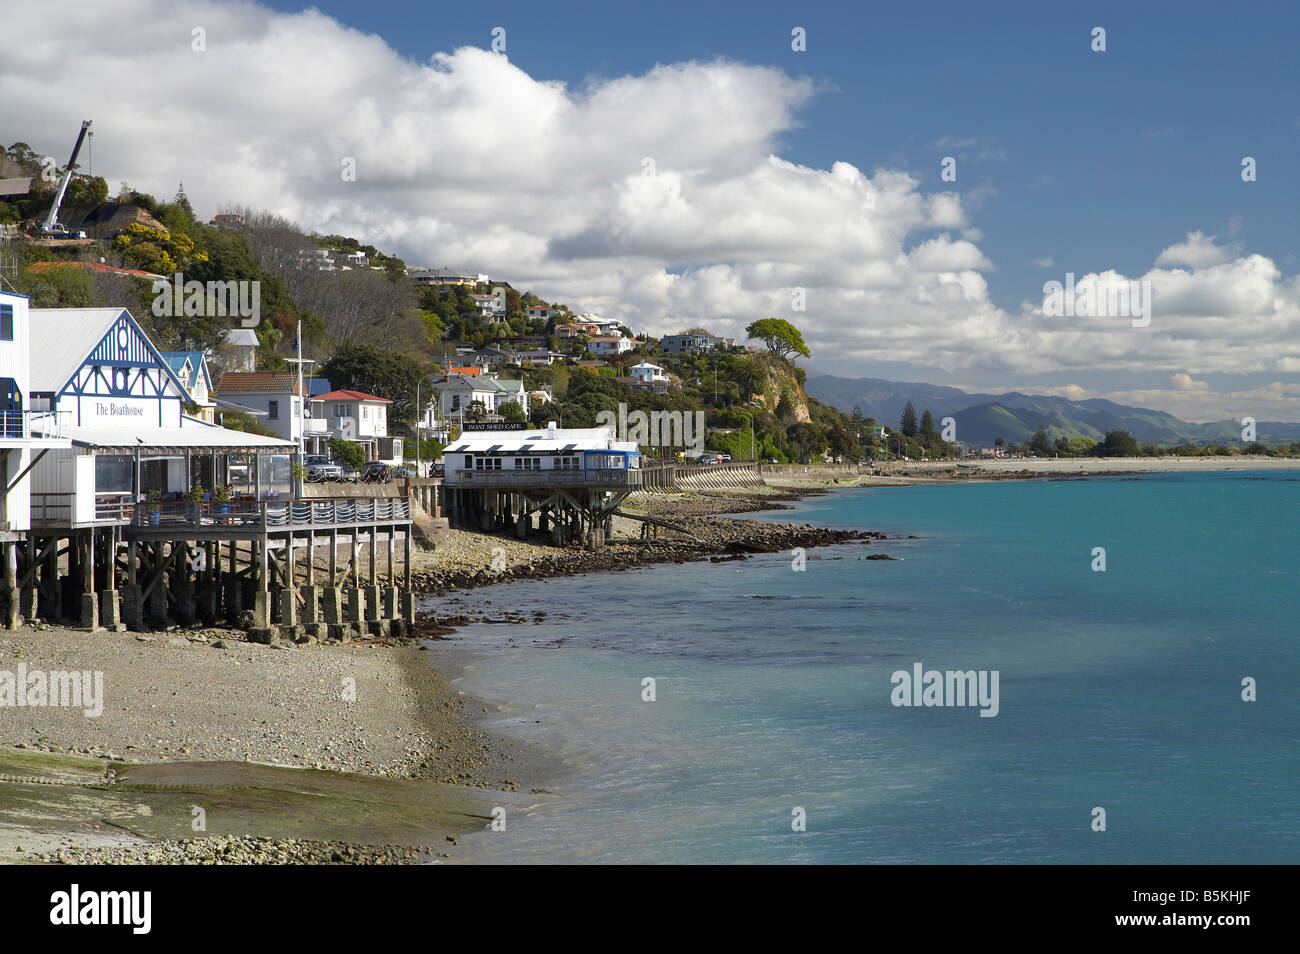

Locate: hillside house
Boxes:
[160,351,215,423]
[587,335,635,356]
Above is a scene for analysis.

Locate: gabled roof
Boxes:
[160,350,214,391]
[216,371,305,395]
[444,366,482,377]
[224,328,259,348]
[28,307,188,397]
[315,389,391,404]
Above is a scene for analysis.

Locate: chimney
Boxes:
[547,420,557,440]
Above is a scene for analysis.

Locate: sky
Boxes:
[2,0,1298,421]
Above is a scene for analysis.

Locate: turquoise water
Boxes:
[430,471,1300,864]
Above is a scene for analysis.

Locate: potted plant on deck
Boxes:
[146,489,162,526]
[213,483,230,518]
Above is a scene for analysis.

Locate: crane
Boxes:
[40,119,92,238]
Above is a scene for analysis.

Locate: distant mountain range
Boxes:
[805,375,1300,446]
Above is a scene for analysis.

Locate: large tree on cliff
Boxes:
[745,318,810,363]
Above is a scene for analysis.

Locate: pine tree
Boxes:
[173,182,194,217]
[900,402,918,437]
[920,409,934,436]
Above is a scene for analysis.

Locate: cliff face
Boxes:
[750,356,812,424]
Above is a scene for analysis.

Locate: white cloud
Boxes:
[1108,382,1300,423]
[1155,230,1231,269]
[1170,373,1209,391]
[2,0,1298,419]
[1031,256,1053,268]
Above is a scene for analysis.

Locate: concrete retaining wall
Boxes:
[638,461,860,492]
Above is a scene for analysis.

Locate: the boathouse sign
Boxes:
[92,398,149,420]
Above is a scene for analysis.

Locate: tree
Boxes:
[1091,430,1140,457]
[994,436,1006,449]
[329,438,366,469]
[173,182,195,220]
[745,318,811,363]
[900,402,918,437]
[774,391,795,421]
[1029,427,1053,457]
[735,355,768,401]
[920,409,934,436]
[322,343,425,427]
[500,401,526,425]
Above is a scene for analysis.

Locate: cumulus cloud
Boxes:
[2,0,1298,418]
[1108,382,1300,423]
[1170,373,1209,391]
[1155,231,1231,269]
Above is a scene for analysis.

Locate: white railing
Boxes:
[0,409,72,439]
[446,468,642,488]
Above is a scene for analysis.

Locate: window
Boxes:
[335,403,346,417]
[268,400,279,420]
[0,304,12,341]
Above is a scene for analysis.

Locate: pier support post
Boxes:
[363,584,381,622]
[78,592,102,631]
[146,583,168,628]
[19,586,37,624]
[345,587,365,632]
[321,586,346,641]
[120,584,143,631]
[300,584,321,641]
[224,574,243,624]
[2,543,17,630]
[100,589,126,632]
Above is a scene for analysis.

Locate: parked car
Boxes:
[719,453,732,463]
[338,463,361,483]
[799,455,812,464]
[390,464,417,479]
[362,461,391,483]
[303,454,342,482]
[697,454,722,465]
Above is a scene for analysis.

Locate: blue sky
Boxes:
[259,0,1296,310]
[4,0,1299,419]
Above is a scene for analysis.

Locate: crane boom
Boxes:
[41,120,92,235]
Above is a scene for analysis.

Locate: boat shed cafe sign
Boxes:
[461,422,529,431]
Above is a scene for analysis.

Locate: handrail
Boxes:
[129,496,410,530]
[445,468,642,487]
[0,409,73,439]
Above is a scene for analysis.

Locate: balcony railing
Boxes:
[30,491,135,525]
[131,496,412,531]
[445,467,642,488]
[0,409,72,439]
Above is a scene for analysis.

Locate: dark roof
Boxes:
[216,372,305,395]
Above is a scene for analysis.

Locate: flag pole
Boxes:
[296,319,305,458]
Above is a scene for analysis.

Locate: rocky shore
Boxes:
[407,485,895,604]
[32,835,433,866]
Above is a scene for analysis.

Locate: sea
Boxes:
[424,470,1300,864]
